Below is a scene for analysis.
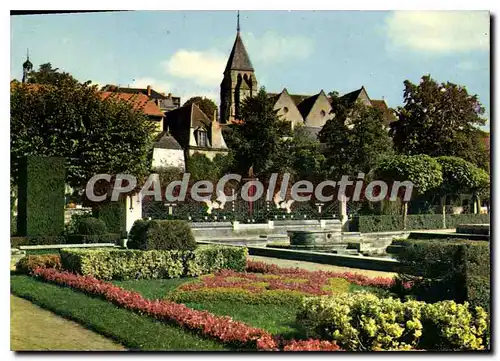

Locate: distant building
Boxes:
[101,85,181,112]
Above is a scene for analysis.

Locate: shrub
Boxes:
[15,254,62,274]
[60,246,247,280]
[297,293,488,351]
[128,220,196,251]
[93,201,126,234]
[65,233,121,244]
[64,212,93,235]
[184,246,248,276]
[17,156,66,237]
[76,217,108,235]
[394,239,490,311]
[11,235,66,248]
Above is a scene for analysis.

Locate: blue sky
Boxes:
[10,10,490,129]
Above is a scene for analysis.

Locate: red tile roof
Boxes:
[100,91,164,117]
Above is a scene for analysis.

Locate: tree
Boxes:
[390,75,488,170]
[319,94,394,179]
[436,156,490,215]
[11,81,157,188]
[183,96,218,119]
[224,87,288,178]
[27,62,80,87]
[374,155,443,219]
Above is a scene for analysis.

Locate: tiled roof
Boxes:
[297,93,321,119]
[371,99,397,127]
[154,131,183,150]
[101,85,176,100]
[100,91,164,117]
[340,88,363,105]
[224,32,254,72]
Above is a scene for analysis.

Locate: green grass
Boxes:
[10,275,228,351]
[114,277,307,338]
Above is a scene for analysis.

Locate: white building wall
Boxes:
[152,148,185,171]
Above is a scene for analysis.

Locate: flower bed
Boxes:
[245,260,404,289]
[32,268,341,351]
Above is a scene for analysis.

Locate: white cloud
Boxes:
[162,50,226,87]
[243,31,314,63]
[131,77,172,94]
[385,11,489,53]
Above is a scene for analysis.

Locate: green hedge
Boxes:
[351,214,490,233]
[93,201,126,235]
[297,293,489,351]
[11,235,66,248]
[76,217,108,235]
[65,233,121,245]
[17,156,66,237]
[59,246,248,280]
[128,220,196,251]
[394,239,490,312]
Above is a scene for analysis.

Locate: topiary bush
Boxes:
[92,200,126,234]
[15,254,62,274]
[76,217,108,235]
[128,219,196,251]
[297,292,489,351]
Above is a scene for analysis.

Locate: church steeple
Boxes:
[22,49,33,83]
[220,11,258,123]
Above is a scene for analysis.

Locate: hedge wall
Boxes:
[128,219,196,251]
[17,156,66,237]
[351,214,490,233]
[11,236,67,248]
[92,200,127,235]
[394,239,490,312]
[59,246,248,280]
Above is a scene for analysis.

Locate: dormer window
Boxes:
[197,128,208,147]
[320,110,326,117]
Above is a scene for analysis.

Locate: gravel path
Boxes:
[10,295,125,351]
[248,255,397,279]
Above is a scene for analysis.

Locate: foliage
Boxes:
[32,268,278,350]
[26,62,80,87]
[11,235,66,248]
[390,75,488,170]
[75,217,108,235]
[128,219,196,251]
[11,275,227,350]
[224,87,289,177]
[17,156,66,237]
[394,239,490,311]
[282,339,342,351]
[297,292,488,351]
[183,96,218,119]
[374,154,443,197]
[59,246,247,280]
[64,211,92,235]
[92,201,127,235]
[11,79,157,188]
[15,254,62,274]
[319,95,394,179]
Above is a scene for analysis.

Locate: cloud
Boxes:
[243,31,314,63]
[385,11,489,53]
[162,50,226,87]
[131,77,172,94]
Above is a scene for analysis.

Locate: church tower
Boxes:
[22,49,33,83]
[220,12,258,123]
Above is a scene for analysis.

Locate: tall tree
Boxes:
[27,62,80,87]
[183,96,218,119]
[319,94,394,179]
[11,81,157,188]
[390,75,488,169]
[224,87,288,177]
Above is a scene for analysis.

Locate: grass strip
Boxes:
[11,275,227,351]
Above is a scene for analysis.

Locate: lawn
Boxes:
[11,275,228,351]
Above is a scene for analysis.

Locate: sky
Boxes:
[10,10,490,129]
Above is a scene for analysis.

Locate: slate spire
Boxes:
[224,12,254,73]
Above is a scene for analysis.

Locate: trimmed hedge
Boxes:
[128,219,196,251]
[59,246,248,280]
[297,292,489,351]
[11,235,66,248]
[15,254,62,274]
[17,156,66,237]
[75,217,108,235]
[394,239,490,312]
[351,214,490,233]
[93,201,126,234]
[65,233,121,244]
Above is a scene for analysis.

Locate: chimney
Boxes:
[147,85,152,97]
